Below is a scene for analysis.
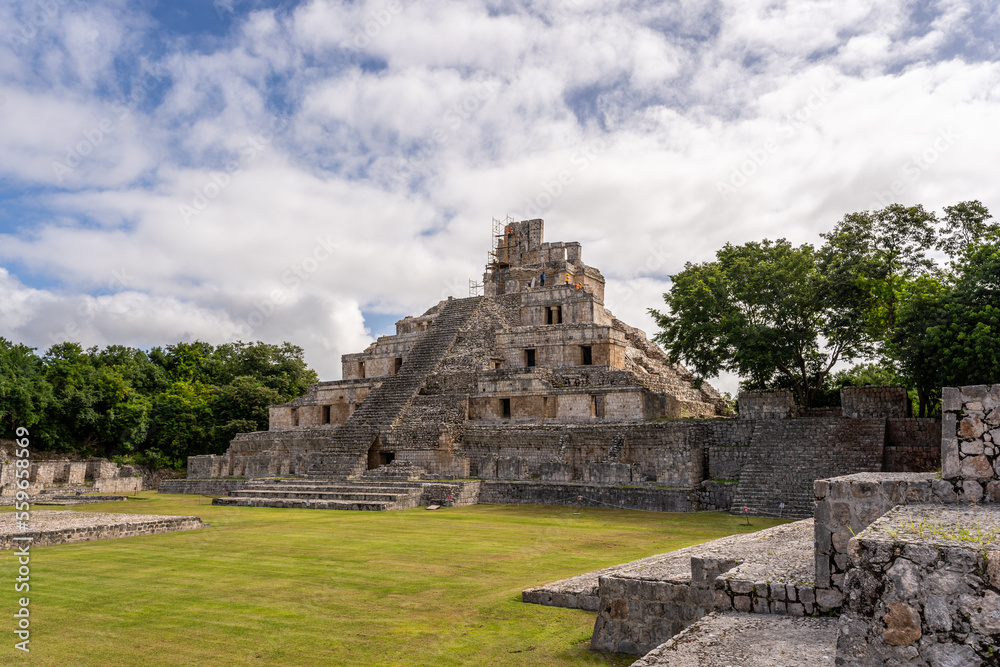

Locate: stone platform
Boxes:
[630,612,838,666]
[524,519,839,656]
[837,504,1000,665]
[210,478,482,511]
[212,479,424,511]
[0,511,204,549]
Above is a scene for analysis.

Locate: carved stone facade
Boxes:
[190,219,730,482]
[184,221,941,522]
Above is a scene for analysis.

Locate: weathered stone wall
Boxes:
[459,420,753,487]
[836,505,1000,666]
[696,480,737,512]
[813,472,960,596]
[731,418,887,518]
[704,420,755,480]
[941,384,1000,497]
[158,479,251,495]
[0,513,204,549]
[590,574,715,656]
[883,417,941,472]
[840,385,911,418]
[713,578,820,616]
[478,481,694,512]
[0,456,154,497]
[738,390,795,419]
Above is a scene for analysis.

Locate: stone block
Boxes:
[733,595,751,612]
[960,417,987,440]
[961,455,994,480]
[960,385,989,403]
[814,556,831,589]
[961,440,985,456]
[941,386,961,412]
[729,580,754,595]
[815,587,843,611]
[942,438,961,479]
[987,481,1000,503]
[961,481,984,503]
[882,601,921,646]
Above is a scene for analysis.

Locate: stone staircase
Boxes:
[730,418,885,518]
[360,461,425,481]
[212,479,424,511]
[307,296,484,477]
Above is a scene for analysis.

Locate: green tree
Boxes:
[937,199,994,258]
[650,239,868,407]
[147,380,214,466]
[0,338,52,437]
[819,203,937,337]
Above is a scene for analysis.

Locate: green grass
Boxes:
[0,494,785,666]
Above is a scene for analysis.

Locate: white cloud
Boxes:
[1,0,1000,396]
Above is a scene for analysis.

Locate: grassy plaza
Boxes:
[1,494,785,666]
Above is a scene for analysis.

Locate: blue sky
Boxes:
[1,0,999,390]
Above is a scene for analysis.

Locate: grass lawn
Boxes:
[0,494,785,666]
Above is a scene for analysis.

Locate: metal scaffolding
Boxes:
[486,215,516,295]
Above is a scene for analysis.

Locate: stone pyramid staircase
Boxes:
[212,479,424,511]
[730,418,885,518]
[307,296,484,477]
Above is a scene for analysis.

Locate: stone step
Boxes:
[212,497,414,511]
[307,296,483,475]
[235,490,416,501]
[243,481,423,491]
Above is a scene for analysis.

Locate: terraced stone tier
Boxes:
[630,612,838,667]
[0,510,204,548]
[212,497,415,511]
[525,519,823,657]
[213,479,424,511]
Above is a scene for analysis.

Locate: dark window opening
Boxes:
[292,408,299,427]
[501,398,511,419]
[581,346,593,365]
[379,451,395,466]
[592,394,605,419]
[358,361,365,378]
[547,306,562,324]
[322,405,331,424]
[394,357,403,374]
[525,349,536,367]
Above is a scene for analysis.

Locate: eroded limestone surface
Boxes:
[629,612,838,667]
[0,510,204,548]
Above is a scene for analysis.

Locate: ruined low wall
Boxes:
[883,418,941,472]
[590,573,715,656]
[696,480,737,512]
[941,384,1000,498]
[738,390,795,419]
[813,472,960,596]
[840,385,910,418]
[836,505,1000,665]
[158,479,252,495]
[478,481,694,512]
[0,514,204,549]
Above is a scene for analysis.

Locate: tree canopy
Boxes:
[0,340,317,468]
[651,200,999,414]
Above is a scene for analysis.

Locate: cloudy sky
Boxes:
[1,0,998,392]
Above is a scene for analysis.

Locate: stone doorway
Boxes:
[366,437,396,470]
